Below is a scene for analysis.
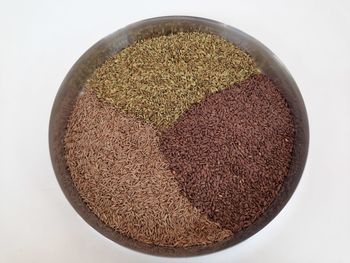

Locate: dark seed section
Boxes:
[160,74,295,232]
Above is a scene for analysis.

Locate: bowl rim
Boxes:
[49,15,309,257]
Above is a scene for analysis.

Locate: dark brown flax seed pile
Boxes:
[160,74,294,232]
[64,32,295,248]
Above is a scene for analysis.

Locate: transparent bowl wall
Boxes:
[49,16,309,257]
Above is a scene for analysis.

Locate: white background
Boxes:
[1,0,349,262]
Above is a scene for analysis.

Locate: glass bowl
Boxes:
[49,16,309,257]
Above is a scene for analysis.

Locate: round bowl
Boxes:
[49,16,309,257]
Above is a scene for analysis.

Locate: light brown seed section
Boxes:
[87,32,259,128]
[64,90,232,247]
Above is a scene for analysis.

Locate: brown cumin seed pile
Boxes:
[160,74,294,233]
[64,89,232,247]
[87,32,259,129]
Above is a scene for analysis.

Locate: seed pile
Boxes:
[64,90,232,247]
[64,31,296,249]
[87,32,259,129]
[160,75,294,232]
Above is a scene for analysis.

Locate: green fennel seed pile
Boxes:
[87,32,259,128]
